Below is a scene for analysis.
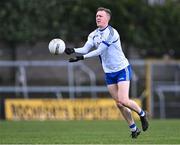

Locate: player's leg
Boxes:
[117,81,149,131]
[107,84,134,125]
[107,84,141,138]
[117,81,141,113]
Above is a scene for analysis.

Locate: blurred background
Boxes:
[0,0,179,120]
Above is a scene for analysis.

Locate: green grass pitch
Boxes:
[0,119,180,144]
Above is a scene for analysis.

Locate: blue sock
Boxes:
[139,110,145,117]
[129,123,137,132]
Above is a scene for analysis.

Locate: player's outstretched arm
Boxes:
[65,48,75,55]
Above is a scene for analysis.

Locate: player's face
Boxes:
[96,11,110,29]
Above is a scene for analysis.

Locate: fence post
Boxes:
[146,60,153,117]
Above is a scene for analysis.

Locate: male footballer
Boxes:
[65,7,149,138]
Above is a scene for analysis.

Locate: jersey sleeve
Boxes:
[103,27,119,46]
[83,28,120,59]
[83,42,107,58]
[74,32,95,54]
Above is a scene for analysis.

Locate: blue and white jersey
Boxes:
[74,25,129,73]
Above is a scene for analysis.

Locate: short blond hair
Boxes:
[97,7,111,19]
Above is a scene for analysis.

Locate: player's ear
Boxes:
[107,14,111,22]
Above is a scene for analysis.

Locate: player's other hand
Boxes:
[69,56,84,62]
[65,48,75,55]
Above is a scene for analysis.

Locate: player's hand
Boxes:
[65,48,75,55]
[69,56,84,62]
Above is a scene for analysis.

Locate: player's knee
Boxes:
[116,102,123,108]
[116,99,125,107]
[117,99,129,107]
